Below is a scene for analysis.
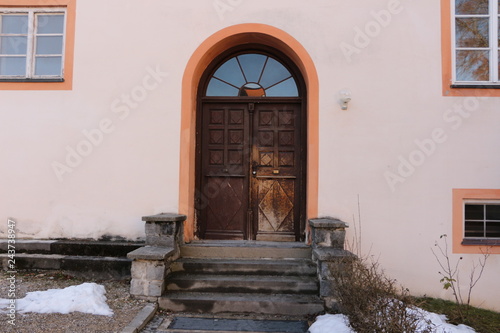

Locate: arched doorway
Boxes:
[195,46,307,241]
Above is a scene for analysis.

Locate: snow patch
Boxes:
[0,283,113,316]
[309,308,476,333]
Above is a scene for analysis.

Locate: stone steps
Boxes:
[171,257,317,276]
[166,273,319,294]
[179,240,311,259]
[0,239,143,279]
[0,239,143,257]
[159,292,324,316]
[160,241,324,316]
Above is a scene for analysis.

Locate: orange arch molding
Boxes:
[178,23,319,242]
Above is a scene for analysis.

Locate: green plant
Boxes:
[431,234,490,322]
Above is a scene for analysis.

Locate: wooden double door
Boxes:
[196,100,306,241]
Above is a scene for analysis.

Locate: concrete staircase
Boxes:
[159,241,325,316]
[0,239,143,279]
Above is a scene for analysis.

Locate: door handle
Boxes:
[251,162,259,176]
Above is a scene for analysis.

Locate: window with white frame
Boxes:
[452,0,500,86]
[464,201,500,241]
[0,8,66,80]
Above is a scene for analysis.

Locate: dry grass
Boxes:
[330,257,433,333]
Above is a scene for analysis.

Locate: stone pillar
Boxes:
[310,218,347,249]
[128,213,186,300]
[309,218,354,311]
[143,213,185,250]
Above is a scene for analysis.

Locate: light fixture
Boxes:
[339,89,352,110]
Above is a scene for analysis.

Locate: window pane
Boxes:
[0,56,26,75]
[486,205,500,220]
[465,204,484,220]
[456,18,489,48]
[36,36,63,54]
[237,54,266,83]
[456,50,489,81]
[464,221,484,237]
[0,36,27,54]
[206,78,239,96]
[34,56,62,76]
[1,15,28,34]
[265,77,299,97]
[36,14,64,34]
[456,0,489,15]
[486,222,500,238]
[260,58,292,89]
[213,57,246,88]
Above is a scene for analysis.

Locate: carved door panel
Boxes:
[199,103,250,240]
[250,103,302,241]
[198,101,303,241]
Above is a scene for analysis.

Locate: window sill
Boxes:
[451,84,500,89]
[0,78,64,83]
[462,238,500,246]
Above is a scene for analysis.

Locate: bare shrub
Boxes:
[331,257,432,333]
[431,234,491,322]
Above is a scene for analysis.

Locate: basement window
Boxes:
[452,189,500,253]
[0,8,66,81]
[463,201,500,244]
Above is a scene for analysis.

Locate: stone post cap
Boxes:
[142,213,187,222]
[309,218,349,228]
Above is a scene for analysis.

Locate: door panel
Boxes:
[251,103,302,241]
[198,101,303,241]
[199,103,249,240]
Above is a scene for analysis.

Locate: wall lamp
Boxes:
[339,89,352,110]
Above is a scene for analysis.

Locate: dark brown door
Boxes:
[197,100,304,241]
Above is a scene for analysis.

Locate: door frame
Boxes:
[178,24,320,243]
[195,46,307,241]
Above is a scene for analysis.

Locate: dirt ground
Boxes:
[0,270,148,333]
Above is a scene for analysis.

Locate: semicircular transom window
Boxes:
[206,53,299,97]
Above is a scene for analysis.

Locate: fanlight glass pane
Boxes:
[455,0,489,15]
[1,15,28,34]
[207,78,239,96]
[206,53,298,97]
[0,56,26,75]
[213,57,245,88]
[456,18,489,48]
[237,53,266,83]
[260,57,292,89]
[456,50,489,81]
[34,56,62,76]
[266,77,299,97]
[36,14,65,34]
[0,36,27,54]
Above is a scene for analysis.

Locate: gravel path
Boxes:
[0,270,148,333]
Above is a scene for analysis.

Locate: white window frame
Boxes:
[0,7,66,80]
[463,199,500,240]
[451,0,500,86]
